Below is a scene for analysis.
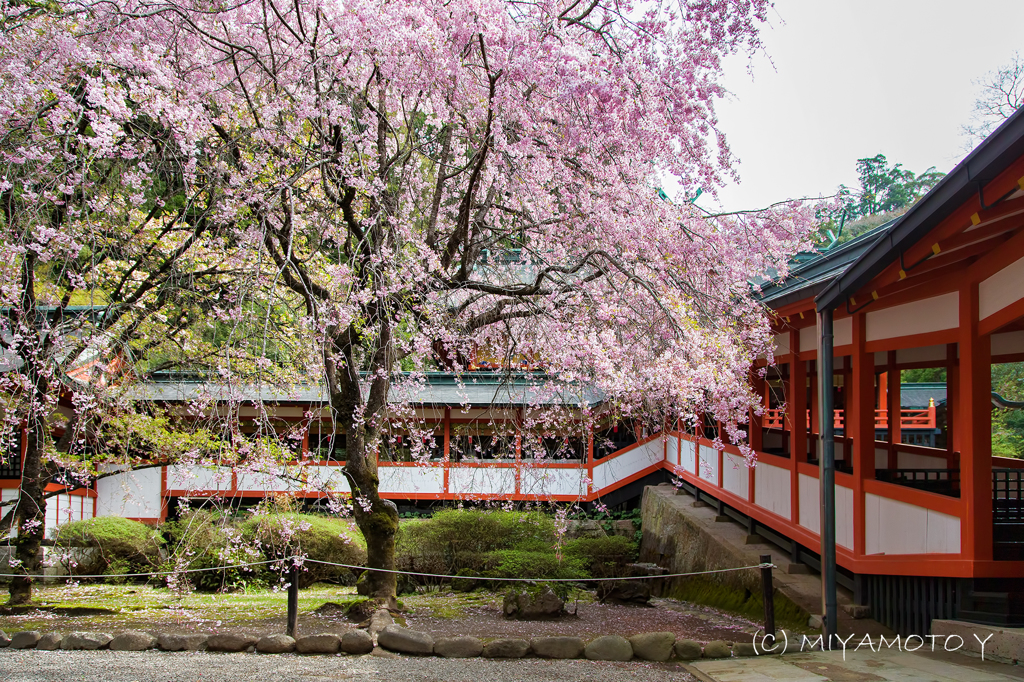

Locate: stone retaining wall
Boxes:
[638,484,763,596]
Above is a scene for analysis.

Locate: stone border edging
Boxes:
[0,612,805,662]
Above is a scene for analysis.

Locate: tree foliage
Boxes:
[962,51,1024,145]
[0,0,817,602]
[817,155,944,246]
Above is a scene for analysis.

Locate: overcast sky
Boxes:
[699,0,1024,213]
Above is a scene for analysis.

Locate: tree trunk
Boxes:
[9,421,46,605]
[345,429,399,607]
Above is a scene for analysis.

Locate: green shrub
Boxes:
[484,549,588,581]
[240,512,366,587]
[563,535,637,578]
[54,517,163,578]
[395,509,575,590]
[160,509,262,592]
[397,509,555,577]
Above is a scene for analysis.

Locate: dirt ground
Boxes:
[0,583,759,643]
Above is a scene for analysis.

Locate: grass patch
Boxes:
[0,582,364,632]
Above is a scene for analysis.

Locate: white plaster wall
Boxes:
[992,330,1024,356]
[773,333,791,356]
[235,468,292,492]
[896,344,948,365]
[96,467,162,520]
[166,465,232,492]
[303,465,353,494]
[520,466,586,498]
[865,292,959,342]
[836,485,854,550]
[980,255,1024,321]
[876,447,889,469]
[45,493,91,538]
[798,473,819,533]
[722,452,749,499]
[378,465,444,495]
[800,325,817,355]
[896,451,949,469]
[834,317,852,347]
[663,434,680,466]
[447,466,514,496]
[754,461,790,519]
[592,439,663,491]
[698,445,719,484]
[680,438,696,473]
[864,493,961,555]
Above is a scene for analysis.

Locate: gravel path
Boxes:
[0,649,699,682]
[400,597,757,642]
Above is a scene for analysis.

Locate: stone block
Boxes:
[628,632,675,661]
[295,633,341,654]
[482,638,530,658]
[206,633,257,652]
[158,633,208,651]
[932,620,1024,664]
[61,632,113,650]
[714,515,730,522]
[0,630,9,647]
[733,642,758,657]
[10,631,41,649]
[368,609,394,636]
[843,604,871,619]
[434,636,483,658]
[377,625,434,655]
[673,639,702,660]
[531,636,584,659]
[584,635,632,661]
[37,633,63,651]
[256,634,295,653]
[503,587,565,619]
[341,629,374,655]
[703,640,732,659]
[743,535,764,544]
[608,520,637,537]
[566,520,606,539]
[785,562,810,575]
[110,631,157,651]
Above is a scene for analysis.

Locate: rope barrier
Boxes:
[0,557,775,583]
[0,557,287,580]
[303,558,776,583]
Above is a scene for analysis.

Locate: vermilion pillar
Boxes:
[887,351,900,468]
[849,312,875,557]
[959,281,993,561]
[789,330,806,526]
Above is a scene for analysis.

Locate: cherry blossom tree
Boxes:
[1,0,816,603]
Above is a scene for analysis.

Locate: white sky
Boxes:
[700,0,1024,212]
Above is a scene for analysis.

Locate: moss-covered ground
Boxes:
[663,576,811,634]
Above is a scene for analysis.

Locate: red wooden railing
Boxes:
[762,406,936,430]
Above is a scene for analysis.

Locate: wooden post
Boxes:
[887,351,900,468]
[959,280,993,561]
[850,313,874,557]
[287,562,299,638]
[760,554,776,636]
